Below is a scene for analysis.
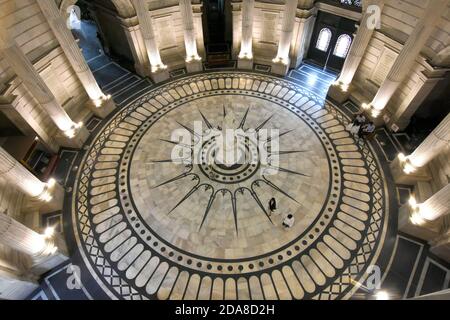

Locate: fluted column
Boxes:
[180,0,200,59]
[399,113,450,173]
[369,0,447,116]
[0,31,80,137]
[180,0,202,72]
[231,2,242,59]
[272,0,298,75]
[0,147,53,201]
[240,0,254,53]
[414,184,450,222]
[336,0,385,88]
[37,0,104,102]
[0,213,54,259]
[411,184,450,225]
[36,0,115,117]
[132,0,169,82]
[0,213,67,275]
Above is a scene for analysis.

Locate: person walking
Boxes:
[269,197,277,216]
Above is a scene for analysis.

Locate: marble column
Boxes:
[132,0,169,83]
[36,0,115,119]
[412,183,450,222]
[192,4,206,59]
[339,0,384,87]
[231,3,242,59]
[369,0,447,116]
[0,213,68,274]
[391,113,450,184]
[180,0,202,72]
[122,22,152,78]
[399,184,450,243]
[0,213,53,259]
[237,0,255,70]
[272,0,298,76]
[406,113,450,170]
[291,9,316,69]
[0,32,89,146]
[0,147,53,201]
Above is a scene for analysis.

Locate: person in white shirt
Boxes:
[282,214,295,229]
[359,121,376,138]
[347,113,366,135]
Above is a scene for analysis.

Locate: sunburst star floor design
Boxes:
[69,71,394,300]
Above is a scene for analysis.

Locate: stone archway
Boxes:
[59,0,136,19]
[59,0,147,74]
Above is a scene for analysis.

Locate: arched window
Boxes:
[333,34,352,58]
[316,28,332,52]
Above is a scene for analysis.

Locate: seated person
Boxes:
[347,113,366,135]
[353,113,366,126]
[282,214,295,229]
[359,121,376,138]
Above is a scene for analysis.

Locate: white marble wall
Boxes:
[149,5,187,70]
[252,1,284,65]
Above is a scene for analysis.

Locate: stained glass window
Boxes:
[316,28,332,52]
[333,34,352,58]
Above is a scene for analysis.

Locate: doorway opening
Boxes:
[0,113,56,182]
[202,0,233,68]
[306,11,356,73]
[69,0,134,72]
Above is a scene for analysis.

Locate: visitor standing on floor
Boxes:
[269,197,277,216]
[283,214,295,229]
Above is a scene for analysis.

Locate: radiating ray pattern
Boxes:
[71,72,390,301]
[150,108,306,233]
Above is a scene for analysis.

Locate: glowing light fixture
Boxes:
[44,226,55,239]
[375,290,390,300]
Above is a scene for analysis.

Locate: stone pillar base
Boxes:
[398,204,439,241]
[186,59,203,73]
[237,57,254,70]
[31,233,69,276]
[31,253,68,276]
[55,125,90,149]
[271,60,290,76]
[327,85,351,104]
[88,98,116,119]
[135,63,150,78]
[390,156,431,185]
[22,182,65,215]
[151,69,170,83]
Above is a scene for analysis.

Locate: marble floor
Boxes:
[28,70,449,300]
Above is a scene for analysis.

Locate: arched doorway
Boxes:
[306,11,356,72]
[63,0,135,71]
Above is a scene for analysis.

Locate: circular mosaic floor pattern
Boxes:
[72,72,389,300]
